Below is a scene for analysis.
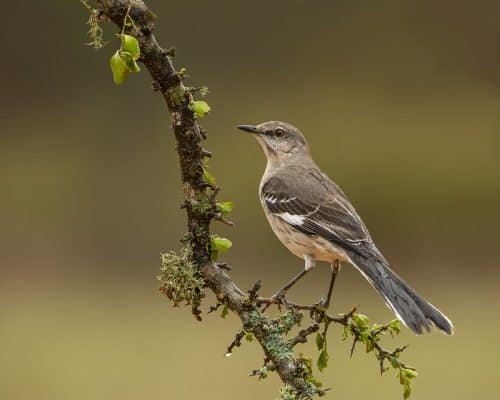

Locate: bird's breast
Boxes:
[261,204,348,263]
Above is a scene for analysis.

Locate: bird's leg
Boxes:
[261,255,315,311]
[321,260,341,309]
[271,269,309,301]
[271,255,315,301]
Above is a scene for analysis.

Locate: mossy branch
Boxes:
[81,1,417,398]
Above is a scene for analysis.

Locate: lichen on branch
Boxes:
[158,246,205,318]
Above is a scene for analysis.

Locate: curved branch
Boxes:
[87,3,416,399]
[93,0,321,396]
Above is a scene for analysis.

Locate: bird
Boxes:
[237,121,453,335]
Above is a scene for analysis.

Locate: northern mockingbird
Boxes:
[237,121,453,335]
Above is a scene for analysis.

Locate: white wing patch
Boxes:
[276,212,305,225]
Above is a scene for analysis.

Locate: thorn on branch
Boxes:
[199,181,218,191]
[248,280,262,303]
[140,25,152,35]
[187,86,210,97]
[350,337,358,358]
[216,262,231,271]
[343,306,358,321]
[225,330,245,357]
[192,303,202,321]
[201,149,212,158]
[289,322,320,348]
[163,46,176,57]
[214,213,234,226]
[325,305,358,324]
[176,68,187,82]
[208,302,222,314]
[152,80,162,92]
[209,186,220,201]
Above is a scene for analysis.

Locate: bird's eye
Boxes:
[274,128,285,137]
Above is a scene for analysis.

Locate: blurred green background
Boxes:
[2,0,499,399]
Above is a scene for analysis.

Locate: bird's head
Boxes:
[237,121,310,166]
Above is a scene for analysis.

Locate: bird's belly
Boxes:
[265,213,348,263]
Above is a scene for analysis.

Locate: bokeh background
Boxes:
[2,1,499,399]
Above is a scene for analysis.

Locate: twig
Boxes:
[207,302,222,314]
[248,280,262,303]
[289,323,320,348]
[226,330,245,356]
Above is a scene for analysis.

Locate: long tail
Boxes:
[347,252,454,335]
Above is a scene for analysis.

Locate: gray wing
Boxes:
[262,170,454,335]
[261,170,385,262]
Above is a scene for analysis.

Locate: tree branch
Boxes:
[92,0,324,397]
[85,2,417,399]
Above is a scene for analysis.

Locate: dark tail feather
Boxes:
[347,252,453,335]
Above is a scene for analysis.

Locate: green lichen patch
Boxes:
[246,309,324,399]
[290,355,326,399]
[277,309,303,334]
[279,385,297,400]
[157,247,205,309]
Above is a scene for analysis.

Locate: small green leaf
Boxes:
[245,331,253,342]
[403,380,412,399]
[211,235,232,260]
[352,313,370,328]
[202,166,217,186]
[317,349,329,372]
[371,323,383,331]
[216,201,233,216]
[315,333,324,350]
[120,34,140,59]
[402,368,418,379]
[190,100,211,119]
[211,236,232,253]
[357,330,369,343]
[120,51,141,72]
[389,319,401,335]
[221,303,229,319]
[389,356,400,369]
[110,50,129,85]
[365,339,375,353]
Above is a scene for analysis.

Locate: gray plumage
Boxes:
[238,121,453,335]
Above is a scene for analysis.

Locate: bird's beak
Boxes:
[237,124,261,134]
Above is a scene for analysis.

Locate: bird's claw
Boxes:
[318,297,328,309]
[271,290,286,302]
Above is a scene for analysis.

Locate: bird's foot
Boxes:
[318,297,330,310]
[271,289,286,302]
